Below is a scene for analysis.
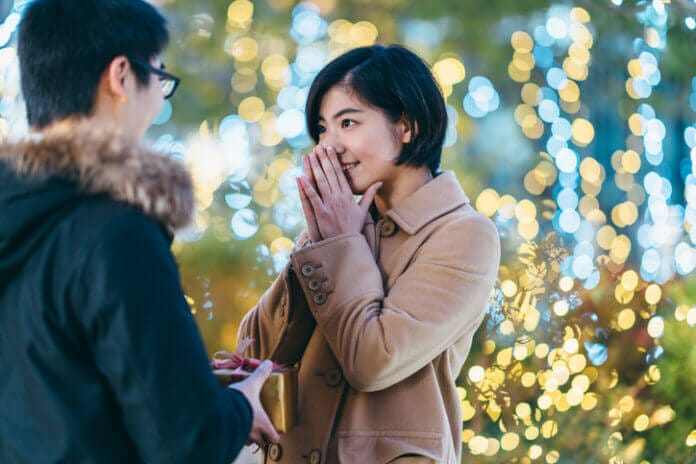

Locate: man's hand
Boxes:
[229,360,280,446]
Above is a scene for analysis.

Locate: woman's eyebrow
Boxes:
[317,108,363,122]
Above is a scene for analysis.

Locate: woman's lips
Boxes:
[341,162,359,174]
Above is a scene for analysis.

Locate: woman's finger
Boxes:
[302,152,318,194]
[300,176,325,215]
[297,178,322,242]
[325,145,351,193]
[358,181,383,214]
[316,145,343,194]
[308,150,332,199]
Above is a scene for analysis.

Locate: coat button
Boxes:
[308,279,322,291]
[301,264,315,277]
[325,368,343,387]
[380,219,398,237]
[309,449,321,464]
[313,293,327,305]
[268,443,282,461]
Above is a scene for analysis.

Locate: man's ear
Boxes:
[399,114,417,144]
[103,56,132,104]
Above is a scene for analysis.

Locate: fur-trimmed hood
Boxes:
[0,121,194,231]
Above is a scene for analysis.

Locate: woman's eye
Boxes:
[341,119,355,128]
[317,125,326,134]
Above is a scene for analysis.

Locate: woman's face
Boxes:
[316,85,411,194]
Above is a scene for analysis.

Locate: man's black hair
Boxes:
[18,0,169,128]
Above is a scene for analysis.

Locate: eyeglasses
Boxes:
[129,58,181,99]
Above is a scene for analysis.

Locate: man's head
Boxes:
[18,0,176,139]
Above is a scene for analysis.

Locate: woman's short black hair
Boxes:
[305,45,448,175]
[18,0,169,128]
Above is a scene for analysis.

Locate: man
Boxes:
[0,0,278,462]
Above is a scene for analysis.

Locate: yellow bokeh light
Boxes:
[597,225,616,250]
[621,270,639,291]
[468,435,488,454]
[553,300,569,317]
[231,37,258,62]
[559,80,580,103]
[571,118,595,146]
[628,114,643,135]
[571,7,591,23]
[581,393,598,410]
[617,308,636,330]
[647,317,664,338]
[501,432,520,451]
[469,365,485,383]
[610,234,631,264]
[501,279,518,297]
[529,444,543,460]
[559,276,574,292]
[645,284,662,305]
[434,57,466,86]
[523,427,538,442]
[227,0,254,26]
[238,96,265,122]
[511,31,534,52]
[508,61,531,83]
[521,83,540,106]
[476,188,500,216]
[350,21,379,46]
[541,420,558,438]
[634,414,650,432]
[513,51,535,72]
[572,374,590,392]
[261,54,289,87]
[579,157,601,183]
[686,430,696,447]
[621,150,641,174]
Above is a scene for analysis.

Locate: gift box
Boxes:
[211,339,297,433]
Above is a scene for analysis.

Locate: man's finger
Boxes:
[251,360,273,386]
[258,414,280,443]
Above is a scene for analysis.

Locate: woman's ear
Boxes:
[399,114,417,144]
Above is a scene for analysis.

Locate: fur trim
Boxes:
[0,121,194,230]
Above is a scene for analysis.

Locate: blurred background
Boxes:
[2,0,696,462]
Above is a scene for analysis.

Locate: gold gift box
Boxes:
[214,368,297,433]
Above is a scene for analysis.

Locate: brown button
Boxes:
[268,443,282,461]
[325,368,343,387]
[313,293,327,305]
[308,279,322,291]
[380,219,397,237]
[301,264,315,277]
[309,449,321,464]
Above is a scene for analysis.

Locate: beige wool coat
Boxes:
[238,171,500,464]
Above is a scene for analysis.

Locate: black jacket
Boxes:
[0,124,252,463]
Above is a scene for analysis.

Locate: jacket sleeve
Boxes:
[238,231,316,365]
[71,210,252,464]
[289,215,500,392]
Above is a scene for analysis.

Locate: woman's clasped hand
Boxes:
[296,144,382,243]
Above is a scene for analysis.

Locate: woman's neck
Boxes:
[374,167,433,217]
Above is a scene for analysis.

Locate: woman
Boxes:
[238,45,500,464]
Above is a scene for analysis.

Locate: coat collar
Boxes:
[383,171,470,235]
[0,121,194,231]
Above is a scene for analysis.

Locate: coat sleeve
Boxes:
[238,231,316,365]
[289,214,500,392]
[71,210,252,464]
